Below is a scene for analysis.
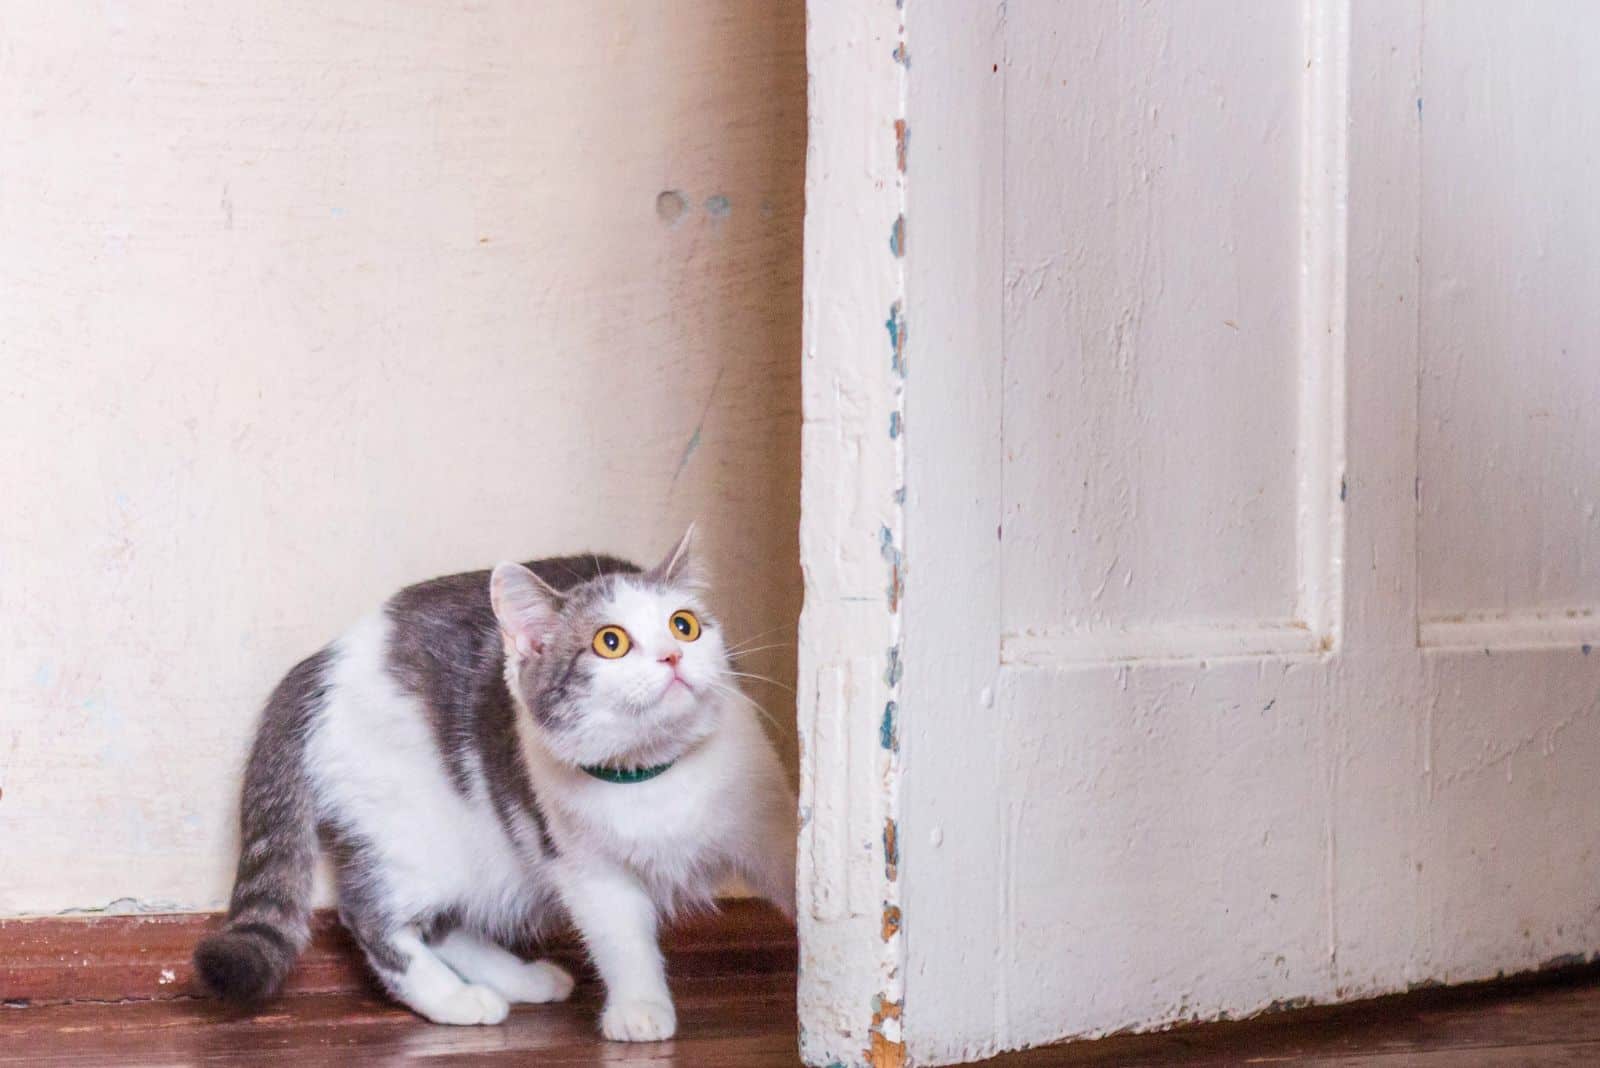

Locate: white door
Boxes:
[798,2,1600,1065]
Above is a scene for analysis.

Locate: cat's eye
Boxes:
[670,610,702,641]
[592,626,631,658]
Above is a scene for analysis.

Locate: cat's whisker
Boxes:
[722,669,795,694]
[706,681,786,735]
[723,621,800,653]
[727,643,791,661]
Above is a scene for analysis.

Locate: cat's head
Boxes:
[488,527,729,769]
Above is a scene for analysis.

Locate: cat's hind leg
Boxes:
[350,919,509,1026]
[431,930,576,1004]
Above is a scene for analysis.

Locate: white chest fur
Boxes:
[519,698,765,904]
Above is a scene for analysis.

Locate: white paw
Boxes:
[422,983,510,1026]
[600,997,677,1042]
[502,959,576,1004]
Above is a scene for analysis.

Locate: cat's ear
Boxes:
[490,562,562,659]
[647,524,702,587]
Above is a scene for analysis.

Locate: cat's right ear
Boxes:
[490,563,561,659]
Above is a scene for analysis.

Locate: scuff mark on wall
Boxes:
[671,368,725,488]
[655,189,688,226]
[53,897,184,916]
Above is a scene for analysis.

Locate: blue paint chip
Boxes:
[885,645,903,688]
[889,214,905,257]
[880,701,898,751]
[889,411,902,439]
[886,300,906,374]
[705,194,731,218]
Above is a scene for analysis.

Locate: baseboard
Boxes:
[0,899,794,1007]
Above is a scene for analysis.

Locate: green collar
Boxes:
[580,761,674,785]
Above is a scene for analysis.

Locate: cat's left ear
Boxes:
[647,524,703,587]
[490,562,562,659]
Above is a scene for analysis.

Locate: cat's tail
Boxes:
[193,648,332,1004]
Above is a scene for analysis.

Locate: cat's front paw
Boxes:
[600,997,677,1042]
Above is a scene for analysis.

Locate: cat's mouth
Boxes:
[657,672,693,702]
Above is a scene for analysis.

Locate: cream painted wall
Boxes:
[0,2,803,916]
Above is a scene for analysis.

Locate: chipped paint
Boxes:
[704,193,732,218]
[886,301,906,374]
[879,524,904,610]
[798,1,908,1062]
[869,996,906,1067]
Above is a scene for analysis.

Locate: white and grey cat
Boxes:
[194,528,796,1041]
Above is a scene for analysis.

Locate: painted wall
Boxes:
[801,1,1600,1065]
[0,2,803,916]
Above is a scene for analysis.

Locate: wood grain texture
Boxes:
[0,899,794,1007]
[4,959,1600,1066]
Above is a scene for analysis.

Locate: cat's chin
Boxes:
[582,704,719,773]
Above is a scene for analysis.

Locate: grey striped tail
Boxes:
[194,649,331,1003]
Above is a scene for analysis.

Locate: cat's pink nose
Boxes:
[659,651,682,667]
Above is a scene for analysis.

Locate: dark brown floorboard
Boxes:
[7,972,1600,1065]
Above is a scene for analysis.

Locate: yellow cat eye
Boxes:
[670,610,702,641]
[592,625,632,658]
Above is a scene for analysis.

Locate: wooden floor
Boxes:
[5,971,1600,1066]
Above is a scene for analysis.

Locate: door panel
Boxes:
[1417,4,1600,628]
[1003,2,1305,641]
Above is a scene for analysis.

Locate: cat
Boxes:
[193,528,796,1041]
